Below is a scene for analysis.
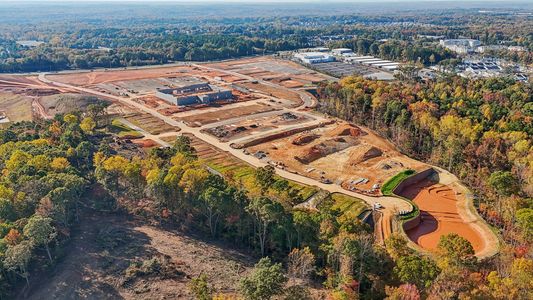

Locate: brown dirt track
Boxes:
[401,179,485,254]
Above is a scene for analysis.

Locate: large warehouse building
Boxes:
[294,52,335,64]
[155,79,233,106]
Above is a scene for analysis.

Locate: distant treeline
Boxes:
[0,35,305,73]
[0,5,531,72]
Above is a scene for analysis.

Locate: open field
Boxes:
[109,119,145,139]
[206,57,333,81]
[179,103,279,127]
[248,122,426,195]
[401,179,485,255]
[330,193,369,220]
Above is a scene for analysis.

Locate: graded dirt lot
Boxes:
[47,66,194,86]
[40,93,103,116]
[22,208,253,300]
[242,82,302,104]
[180,103,279,127]
[248,122,426,194]
[401,179,485,254]
[0,92,34,123]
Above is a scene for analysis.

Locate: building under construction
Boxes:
[155,79,233,106]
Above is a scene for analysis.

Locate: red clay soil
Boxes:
[325,123,363,138]
[401,179,485,254]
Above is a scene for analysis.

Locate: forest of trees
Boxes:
[328,37,455,66]
[0,35,305,73]
[318,75,532,298]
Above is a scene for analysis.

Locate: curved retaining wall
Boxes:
[402,214,421,231]
[393,168,436,195]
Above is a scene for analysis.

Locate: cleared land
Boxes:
[47,66,194,86]
[248,122,426,194]
[204,111,312,142]
[401,179,485,254]
[182,133,318,201]
[180,103,279,127]
[0,92,33,124]
[241,82,303,104]
[5,56,496,263]
[40,93,103,116]
[22,207,252,300]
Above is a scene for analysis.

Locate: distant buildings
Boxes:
[459,60,502,76]
[345,55,401,71]
[440,39,529,55]
[294,52,335,64]
[16,40,45,48]
[440,39,481,54]
[155,78,233,106]
[476,45,507,53]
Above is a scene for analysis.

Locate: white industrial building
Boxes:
[381,65,400,71]
[361,59,389,65]
[332,48,353,55]
[372,62,400,67]
[310,47,330,52]
[294,52,335,64]
[348,57,379,63]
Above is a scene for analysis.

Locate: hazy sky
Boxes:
[3,0,514,2]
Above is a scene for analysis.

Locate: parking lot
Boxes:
[309,61,395,80]
[311,61,376,77]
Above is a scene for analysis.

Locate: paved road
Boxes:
[38,72,412,213]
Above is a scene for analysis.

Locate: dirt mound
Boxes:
[348,145,383,165]
[292,133,320,145]
[41,93,108,115]
[326,123,363,137]
[132,139,158,148]
[295,138,353,164]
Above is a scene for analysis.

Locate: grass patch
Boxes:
[108,119,144,139]
[381,169,416,196]
[330,193,369,220]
